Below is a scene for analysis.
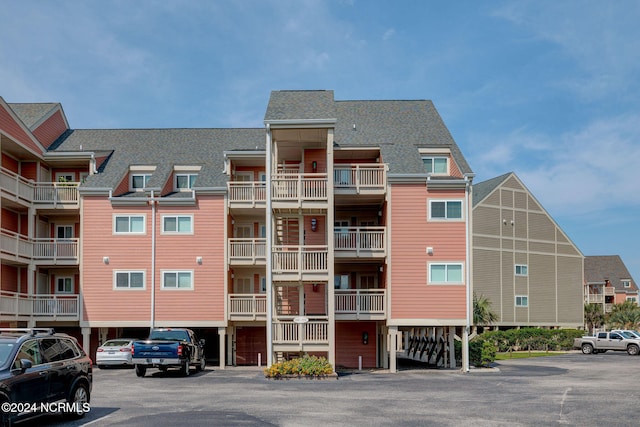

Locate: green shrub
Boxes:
[264,354,334,378]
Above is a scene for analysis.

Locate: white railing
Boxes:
[228,238,266,264]
[335,289,386,315]
[334,227,386,254]
[272,319,329,344]
[334,164,386,192]
[272,245,328,274]
[0,291,79,319]
[228,181,266,205]
[1,229,79,263]
[33,182,80,205]
[585,294,604,304]
[228,294,267,319]
[271,174,327,203]
[0,167,79,205]
[0,168,33,202]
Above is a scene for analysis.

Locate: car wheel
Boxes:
[628,344,639,356]
[0,395,11,427]
[135,365,147,377]
[581,343,594,354]
[181,361,190,376]
[196,356,206,373]
[67,382,89,420]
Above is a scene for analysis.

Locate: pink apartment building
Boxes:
[0,90,474,372]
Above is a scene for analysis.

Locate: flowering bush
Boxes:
[264,354,333,378]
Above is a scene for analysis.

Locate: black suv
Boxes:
[0,328,92,426]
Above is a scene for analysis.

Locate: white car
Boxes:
[95,338,136,368]
[612,330,640,339]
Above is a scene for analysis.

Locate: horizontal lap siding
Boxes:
[32,110,67,148]
[0,104,43,155]
[81,196,225,323]
[335,322,377,369]
[390,184,468,320]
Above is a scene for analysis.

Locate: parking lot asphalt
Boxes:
[20,351,640,427]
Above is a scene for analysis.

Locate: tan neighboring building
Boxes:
[472,172,584,329]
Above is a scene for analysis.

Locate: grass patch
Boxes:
[496,351,567,360]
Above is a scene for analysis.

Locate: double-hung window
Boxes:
[114,215,145,234]
[162,215,193,234]
[428,263,464,284]
[515,295,528,307]
[114,271,145,289]
[429,200,463,220]
[162,271,193,290]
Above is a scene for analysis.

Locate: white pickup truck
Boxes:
[574,331,640,355]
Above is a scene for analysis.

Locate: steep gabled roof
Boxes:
[472,172,513,206]
[584,255,638,292]
[7,103,61,130]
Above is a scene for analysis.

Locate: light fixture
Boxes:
[196,256,203,265]
[427,247,434,255]
[103,257,109,264]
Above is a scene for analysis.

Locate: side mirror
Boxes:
[199,339,205,347]
[17,359,32,373]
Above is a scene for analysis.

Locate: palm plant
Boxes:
[584,303,605,334]
[607,301,640,330]
[472,292,499,335]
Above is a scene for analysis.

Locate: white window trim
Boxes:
[161,215,194,234]
[113,270,146,290]
[623,280,631,288]
[55,172,75,182]
[174,173,198,191]
[113,214,146,235]
[161,270,194,290]
[515,264,528,276]
[55,276,74,294]
[421,155,450,175]
[428,199,465,221]
[56,224,74,239]
[428,262,465,285]
[515,295,529,307]
[130,173,152,191]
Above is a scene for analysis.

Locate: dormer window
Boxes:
[422,156,448,174]
[176,174,197,190]
[131,174,151,190]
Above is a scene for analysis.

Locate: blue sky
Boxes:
[1,0,639,283]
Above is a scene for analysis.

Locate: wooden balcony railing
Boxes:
[272,245,328,275]
[335,289,386,316]
[0,167,79,206]
[1,230,79,264]
[334,227,386,256]
[228,181,266,206]
[272,318,329,345]
[271,174,327,203]
[0,291,79,319]
[228,294,267,320]
[228,238,266,265]
[334,164,386,192]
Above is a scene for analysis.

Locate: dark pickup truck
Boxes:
[132,328,205,377]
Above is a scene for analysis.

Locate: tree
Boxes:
[472,292,499,335]
[607,301,640,330]
[584,303,605,334]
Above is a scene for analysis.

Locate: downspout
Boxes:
[265,124,273,366]
[463,174,473,373]
[150,190,157,331]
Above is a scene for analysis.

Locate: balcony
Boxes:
[334,227,386,259]
[1,230,79,265]
[0,167,79,209]
[228,294,267,321]
[271,174,327,209]
[0,291,80,321]
[335,289,386,320]
[272,245,328,281]
[228,238,266,265]
[272,318,329,349]
[334,164,386,195]
[227,181,266,209]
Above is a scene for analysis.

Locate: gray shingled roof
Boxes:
[52,128,264,189]
[472,172,513,206]
[585,255,638,292]
[8,103,60,130]
[50,90,473,190]
[265,90,472,176]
